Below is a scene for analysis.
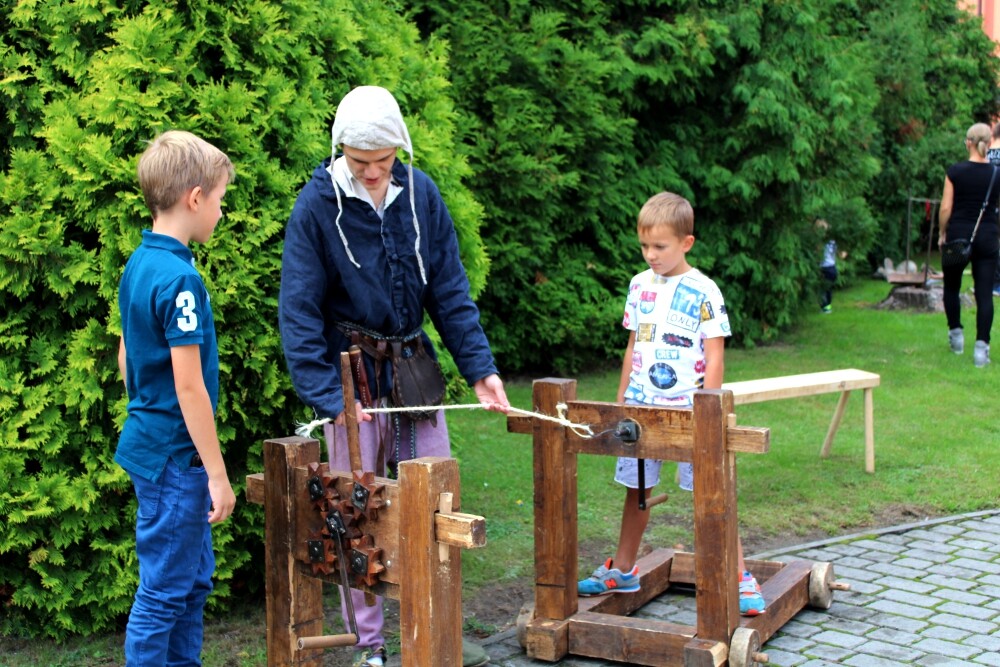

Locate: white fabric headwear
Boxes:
[329,86,426,283]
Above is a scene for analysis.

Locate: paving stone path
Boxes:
[479,509,1000,667]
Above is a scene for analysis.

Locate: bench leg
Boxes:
[864,387,875,473]
[820,391,851,459]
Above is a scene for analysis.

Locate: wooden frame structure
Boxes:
[245,438,485,666]
[508,379,846,667]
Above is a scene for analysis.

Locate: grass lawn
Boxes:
[3,278,998,666]
[454,277,1000,598]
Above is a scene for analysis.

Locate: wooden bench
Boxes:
[722,369,880,473]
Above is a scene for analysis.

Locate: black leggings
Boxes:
[943,228,999,343]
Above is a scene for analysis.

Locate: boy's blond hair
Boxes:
[137,130,235,217]
[637,192,694,238]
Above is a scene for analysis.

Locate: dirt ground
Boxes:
[460,502,938,637]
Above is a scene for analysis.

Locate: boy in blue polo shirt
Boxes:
[116,130,236,665]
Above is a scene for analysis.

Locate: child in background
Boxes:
[577,192,765,616]
[116,130,237,664]
[817,218,838,314]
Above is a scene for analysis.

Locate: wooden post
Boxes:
[399,457,464,667]
[864,387,875,473]
[263,437,324,667]
[689,390,740,649]
[532,379,579,623]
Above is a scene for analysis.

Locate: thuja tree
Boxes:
[411,0,640,372]
[0,0,484,638]
[409,0,880,360]
[634,0,883,343]
[860,2,1000,266]
[410,0,999,364]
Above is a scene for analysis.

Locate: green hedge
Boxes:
[411,0,999,367]
[2,0,997,640]
[0,0,484,638]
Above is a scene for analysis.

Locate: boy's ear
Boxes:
[184,186,203,211]
[682,235,696,252]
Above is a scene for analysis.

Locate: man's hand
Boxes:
[474,374,510,413]
[334,400,374,425]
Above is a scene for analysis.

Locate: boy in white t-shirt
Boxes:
[577,192,765,616]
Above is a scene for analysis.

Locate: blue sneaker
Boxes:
[739,571,766,616]
[578,558,640,596]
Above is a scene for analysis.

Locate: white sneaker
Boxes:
[949,328,964,354]
[974,340,990,367]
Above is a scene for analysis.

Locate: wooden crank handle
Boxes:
[644,493,669,509]
[830,581,851,591]
[297,632,358,650]
[753,651,769,663]
[339,351,364,473]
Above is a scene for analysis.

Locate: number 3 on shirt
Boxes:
[176,290,198,332]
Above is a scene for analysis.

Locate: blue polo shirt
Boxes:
[116,230,219,482]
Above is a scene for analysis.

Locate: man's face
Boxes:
[342,145,397,201]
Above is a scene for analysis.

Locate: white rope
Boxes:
[294,402,595,439]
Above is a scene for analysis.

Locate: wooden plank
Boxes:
[740,558,812,644]
[567,400,770,456]
[506,414,532,434]
[524,616,570,662]
[691,390,740,646]
[583,548,675,616]
[569,611,697,666]
[683,638,729,667]
[246,472,264,505]
[723,369,880,404]
[262,437,324,667]
[666,553,788,588]
[532,379,579,624]
[398,457,463,667]
[435,510,486,550]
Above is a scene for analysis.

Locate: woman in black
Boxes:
[938,122,999,368]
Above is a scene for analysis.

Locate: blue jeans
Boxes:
[125,457,214,666]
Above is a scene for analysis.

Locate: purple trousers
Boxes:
[323,410,451,652]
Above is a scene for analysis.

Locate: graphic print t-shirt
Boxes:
[621,268,730,406]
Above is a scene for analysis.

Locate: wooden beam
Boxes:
[532,378,579,628]
[566,400,769,457]
[569,611,697,666]
[740,558,812,644]
[398,457,464,667]
[582,548,675,617]
[722,369,880,404]
[246,472,264,505]
[262,437,324,667]
[434,510,486,550]
[692,390,741,646]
